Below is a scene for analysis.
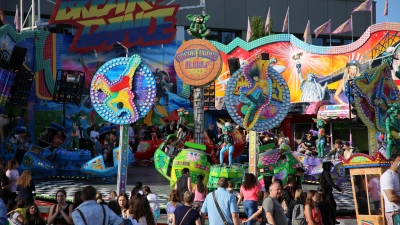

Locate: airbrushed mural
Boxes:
[213,23,400,108]
[0,24,190,140]
[0,22,400,140]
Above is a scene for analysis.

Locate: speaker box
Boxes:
[9,46,27,69]
[228,57,240,75]
[261,53,269,60]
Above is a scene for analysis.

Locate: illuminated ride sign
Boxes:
[174,39,222,86]
[49,0,179,52]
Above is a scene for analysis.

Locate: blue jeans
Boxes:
[243,200,258,225]
[220,145,233,165]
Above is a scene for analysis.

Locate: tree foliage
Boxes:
[249,16,274,42]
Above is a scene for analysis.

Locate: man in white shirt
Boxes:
[381,153,400,225]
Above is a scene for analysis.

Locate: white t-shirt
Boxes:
[90,131,99,141]
[6,169,19,192]
[368,177,381,201]
[381,169,400,212]
[146,193,160,211]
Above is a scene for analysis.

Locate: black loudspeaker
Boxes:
[261,52,269,60]
[9,46,27,69]
[228,57,240,75]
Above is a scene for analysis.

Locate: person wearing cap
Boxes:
[334,59,361,105]
[172,191,201,225]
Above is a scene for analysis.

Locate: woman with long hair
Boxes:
[288,189,306,223]
[280,190,293,224]
[47,189,73,225]
[304,190,323,225]
[95,192,106,205]
[128,194,156,225]
[284,174,296,199]
[192,175,207,210]
[6,160,19,211]
[16,170,35,205]
[166,190,182,225]
[117,193,130,218]
[240,173,262,225]
[72,191,82,210]
[23,204,46,225]
[142,186,160,219]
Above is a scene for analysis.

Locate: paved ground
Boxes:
[35,164,357,224]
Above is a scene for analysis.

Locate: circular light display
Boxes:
[90,55,156,125]
[225,58,290,132]
[174,39,222,86]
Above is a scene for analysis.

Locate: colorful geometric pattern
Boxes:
[353,63,400,133]
[340,152,390,168]
[211,23,400,55]
[225,58,290,132]
[90,55,156,124]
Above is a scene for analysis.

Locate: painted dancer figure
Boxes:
[218,122,235,166]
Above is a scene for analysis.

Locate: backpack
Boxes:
[292,203,307,225]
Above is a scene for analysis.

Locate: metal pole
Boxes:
[248,131,258,176]
[348,79,352,143]
[288,6,289,34]
[20,0,23,32]
[37,0,40,28]
[32,0,35,30]
[117,125,129,195]
[351,15,353,43]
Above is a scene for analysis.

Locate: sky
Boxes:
[376,0,400,23]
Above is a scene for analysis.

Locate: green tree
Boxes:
[249,16,274,42]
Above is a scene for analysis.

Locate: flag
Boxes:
[314,19,331,38]
[383,0,388,16]
[264,8,270,34]
[14,5,19,31]
[282,7,289,33]
[246,17,252,42]
[303,20,310,43]
[0,8,7,24]
[352,0,372,13]
[332,18,352,34]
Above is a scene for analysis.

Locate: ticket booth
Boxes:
[342,152,390,225]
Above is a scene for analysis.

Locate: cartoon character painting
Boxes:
[186,14,211,39]
[334,60,361,104]
[225,55,290,132]
[313,118,326,157]
[217,122,235,166]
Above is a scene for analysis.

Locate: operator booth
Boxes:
[342,152,389,225]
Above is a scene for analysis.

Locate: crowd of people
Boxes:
[0,163,162,225]
[167,165,342,225]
